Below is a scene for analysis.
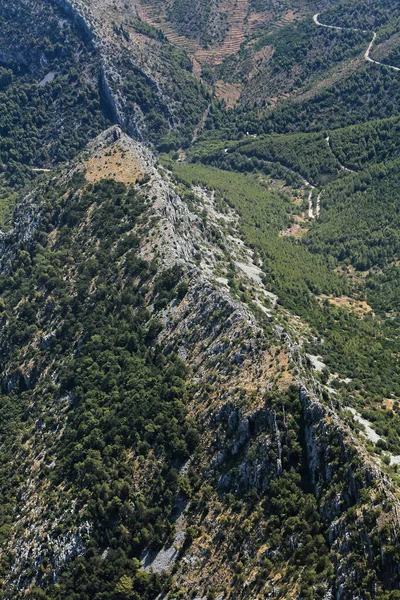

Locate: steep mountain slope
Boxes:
[0,127,399,600]
[49,0,210,148]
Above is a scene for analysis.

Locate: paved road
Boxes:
[313,13,400,72]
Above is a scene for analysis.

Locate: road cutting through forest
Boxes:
[313,13,400,72]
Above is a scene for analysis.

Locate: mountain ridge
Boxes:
[0,126,399,598]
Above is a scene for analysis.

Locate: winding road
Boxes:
[313,13,400,72]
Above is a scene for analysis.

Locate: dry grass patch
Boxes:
[85,141,144,184]
[382,398,395,411]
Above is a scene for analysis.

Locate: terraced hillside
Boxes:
[132,0,400,112]
[137,0,249,65]
[135,0,309,75]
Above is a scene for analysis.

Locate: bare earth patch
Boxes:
[280,213,308,238]
[316,294,375,317]
[382,399,395,411]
